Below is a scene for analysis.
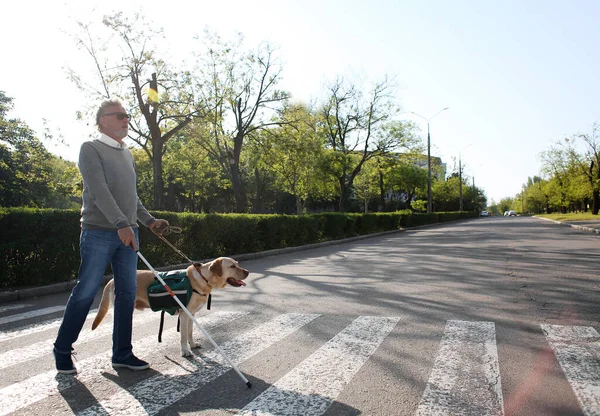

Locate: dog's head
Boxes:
[206,257,249,288]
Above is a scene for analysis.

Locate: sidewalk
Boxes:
[535,216,600,235]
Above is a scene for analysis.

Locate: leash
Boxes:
[136,250,252,388]
[151,225,193,263]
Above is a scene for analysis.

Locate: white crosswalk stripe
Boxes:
[0,308,98,342]
[0,306,599,416]
[416,320,505,416]
[0,305,65,325]
[0,309,169,370]
[77,313,319,416]
[541,324,600,416]
[0,303,31,313]
[238,316,399,416]
[0,311,246,415]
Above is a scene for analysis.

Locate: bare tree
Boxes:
[320,75,398,212]
[189,31,290,213]
[67,13,209,209]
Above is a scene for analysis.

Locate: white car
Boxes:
[505,210,516,216]
[480,210,490,217]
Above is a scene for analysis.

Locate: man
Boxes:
[53,99,168,374]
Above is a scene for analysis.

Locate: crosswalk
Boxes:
[0,305,598,415]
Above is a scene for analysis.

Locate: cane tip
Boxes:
[246,381,252,388]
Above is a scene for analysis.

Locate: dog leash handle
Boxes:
[135,250,252,388]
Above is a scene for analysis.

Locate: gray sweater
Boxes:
[78,139,155,230]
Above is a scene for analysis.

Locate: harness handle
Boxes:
[152,225,182,236]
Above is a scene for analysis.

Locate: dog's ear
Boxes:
[209,258,223,276]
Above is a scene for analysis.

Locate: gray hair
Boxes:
[95,99,124,130]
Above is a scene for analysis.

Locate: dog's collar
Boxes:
[191,264,212,310]
[193,262,210,285]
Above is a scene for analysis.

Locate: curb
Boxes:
[533,216,600,235]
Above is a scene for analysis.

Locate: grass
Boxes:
[536,212,600,222]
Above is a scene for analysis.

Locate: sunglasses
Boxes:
[102,112,132,120]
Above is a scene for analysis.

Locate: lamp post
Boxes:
[459,153,464,211]
[411,108,449,213]
[456,144,472,212]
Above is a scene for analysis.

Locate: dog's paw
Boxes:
[181,348,193,357]
[189,340,200,349]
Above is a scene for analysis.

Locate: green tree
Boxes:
[383,157,428,211]
[0,91,80,207]
[353,160,380,213]
[432,176,460,211]
[258,104,326,214]
[320,75,398,212]
[190,31,290,213]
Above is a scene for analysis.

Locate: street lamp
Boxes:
[410,108,449,213]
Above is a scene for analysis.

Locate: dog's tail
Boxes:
[91,279,114,330]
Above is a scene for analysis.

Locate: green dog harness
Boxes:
[147,269,211,342]
[147,270,193,315]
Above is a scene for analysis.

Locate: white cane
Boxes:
[136,250,252,388]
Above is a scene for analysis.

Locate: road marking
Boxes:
[0,311,246,416]
[0,309,99,343]
[416,320,504,416]
[0,305,65,325]
[238,315,399,416]
[541,324,600,415]
[77,313,320,416]
[0,308,167,370]
[0,303,31,313]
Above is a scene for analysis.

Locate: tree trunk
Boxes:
[593,189,599,215]
[338,178,348,212]
[296,196,304,215]
[378,169,385,212]
[230,162,247,213]
[151,139,164,210]
[253,167,263,214]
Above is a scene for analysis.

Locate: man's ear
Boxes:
[209,258,223,276]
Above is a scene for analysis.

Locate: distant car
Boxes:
[507,210,516,216]
[480,210,490,217]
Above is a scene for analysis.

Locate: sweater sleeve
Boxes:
[137,197,156,227]
[79,142,129,228]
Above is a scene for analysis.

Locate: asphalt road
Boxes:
[0,216,599,415]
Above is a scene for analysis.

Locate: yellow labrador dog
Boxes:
[91,257,249,356]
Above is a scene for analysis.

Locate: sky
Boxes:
[3,0,600,204]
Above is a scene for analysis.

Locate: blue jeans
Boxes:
[54,228,139,361]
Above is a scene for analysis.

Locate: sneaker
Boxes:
[112,354,150,371]
[53,347,77,374]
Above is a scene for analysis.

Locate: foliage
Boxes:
[319,74,399,212]
[3,10,500,215]
[536,124,600,214]
[255,103,328,214]
[189,30,290,213]
[0,92,80,208]
[67,12,210,209]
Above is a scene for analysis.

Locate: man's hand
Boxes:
[118,226,138,251]
[149,219,170,235]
